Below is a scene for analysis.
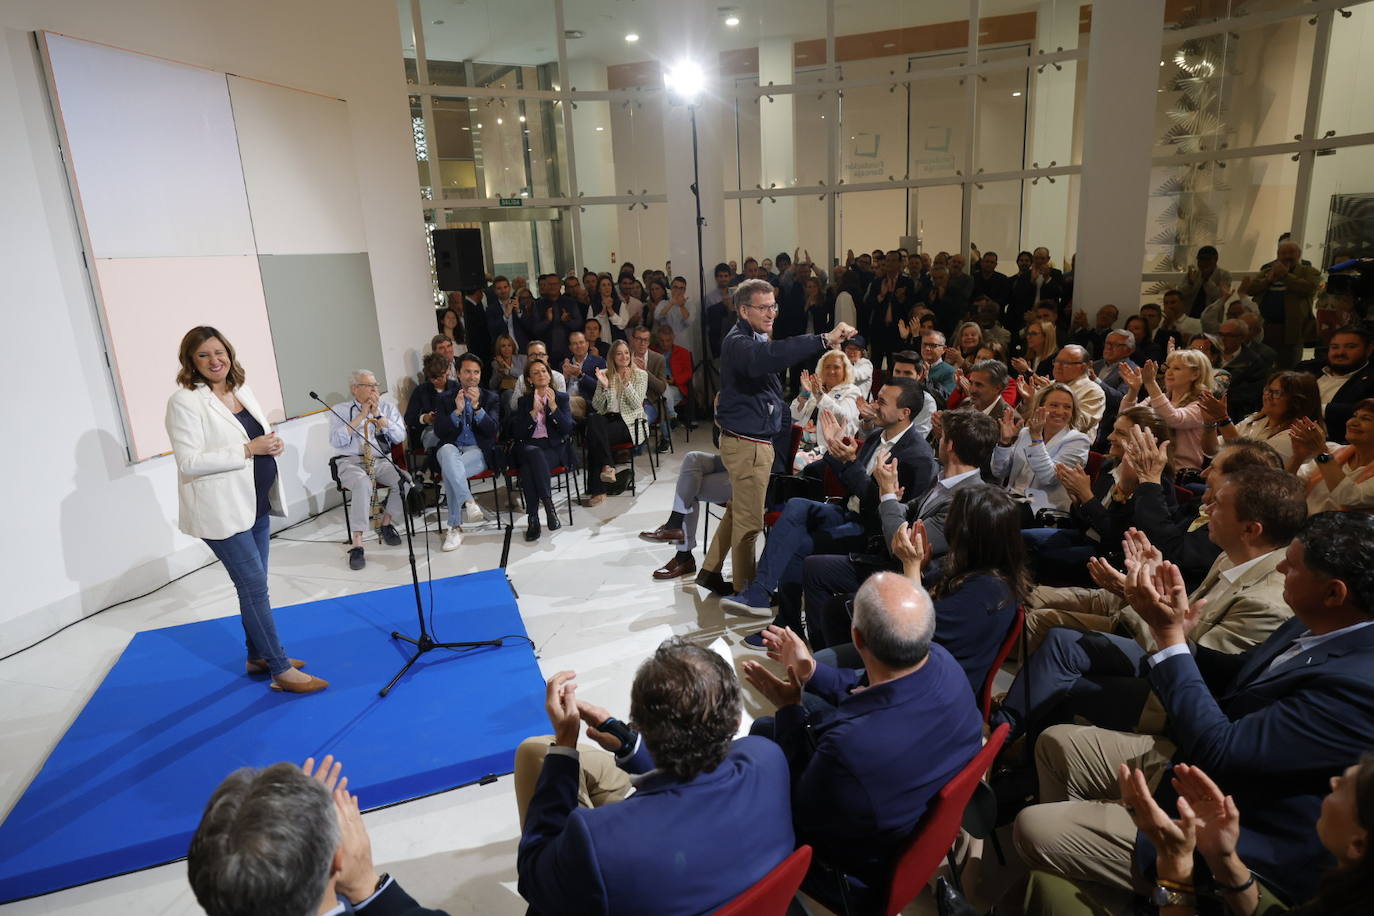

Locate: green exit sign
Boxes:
[499,197,524,207]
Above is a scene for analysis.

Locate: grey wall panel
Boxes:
[259,253,387,418]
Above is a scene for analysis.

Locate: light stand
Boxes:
[309,392,502,698]
[688,103,717,412]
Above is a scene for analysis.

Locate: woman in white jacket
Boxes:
[790,348,861,467]
[991,382,1091,514]
[164,327,326,694]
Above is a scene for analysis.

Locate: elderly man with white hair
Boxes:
[741,572,982,908]
[1093,329,1139,398]
[329,369,408,571]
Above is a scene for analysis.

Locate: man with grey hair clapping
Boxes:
[742,572,982,907]
[188,755,446,915]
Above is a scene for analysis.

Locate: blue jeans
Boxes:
[435,442,487,525]
[754,499,865,596]
[203,515,289,676]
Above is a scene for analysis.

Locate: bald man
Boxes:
[742,573,982,905]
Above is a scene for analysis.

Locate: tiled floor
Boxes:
[0,447,1016,915]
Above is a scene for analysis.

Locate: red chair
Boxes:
[504,464,579,527]
[1084,450,1106,483]
[713,845,813,916]
[819,725,1010,916]
[877,724,1010,914]
[980,605,1025,723]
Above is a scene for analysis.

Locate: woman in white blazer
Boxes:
[164,327,327,694]
[991,382,1091,514]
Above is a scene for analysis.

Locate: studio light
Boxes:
[664,59,705,104]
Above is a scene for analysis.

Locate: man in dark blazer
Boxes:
[527,273,584,366]
[431,353,502,545]
[741,574,983,910]
[720,378,938,626]
[188,756,447,916]
[515,639,795,916]
[799,410,1001,648]
[485,275,529,352]
[1014,510,1374,907]
[1295,324,1374,444]
[1093,330,1139,399]
[404,352,460,449]
[456,288,492,367]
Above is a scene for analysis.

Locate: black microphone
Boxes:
[309,390,404,481]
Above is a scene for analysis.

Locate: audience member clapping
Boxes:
[581,339,648,507]
[1121,351,1213,473]
[1294,397,1374,513]
[993,382,1091,514]
[790,349,862,465]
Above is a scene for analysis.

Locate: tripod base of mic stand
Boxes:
[380,631,504,697]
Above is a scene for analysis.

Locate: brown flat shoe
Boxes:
[639,526,685,543]
[580,494,606,507]
[653,554,698,580]
[246,658,306,675]
[270,674,330,694]
[695,569,734,597]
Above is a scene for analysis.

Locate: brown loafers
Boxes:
[639,526,685,543]
[695,569,734,596]
[270,674,330,694]
[653,554,698,580]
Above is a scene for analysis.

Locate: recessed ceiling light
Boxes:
[1012,91,1022,97]
[725,15,740,26]
[595,126,605,131]
[496,118,503,124]
[461,126,470,131]
[625,33,639,42]
[476,123,482,128]
[518,115,526,122]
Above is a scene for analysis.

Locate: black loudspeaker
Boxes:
[432,228,485,291]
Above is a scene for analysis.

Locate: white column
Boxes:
[1023,0,1079,261]
[1073,0,1165,312]
[758,37,796,258]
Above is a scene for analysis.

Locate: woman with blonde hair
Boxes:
[1012,320,1057,378]
[992,382,1091,513]
[1120,348,1213,472]
[790,348,862,467]
[491,333,523,413]
[582,339,648,506]
[951,321,985,367]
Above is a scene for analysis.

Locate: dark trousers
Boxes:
[515,438,563,505]
[754,499,865,607]
[992,627,1152,743]
[803,553,881,649]
[584,412,631,495]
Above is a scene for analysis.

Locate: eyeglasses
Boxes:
[1262,388,1286,399]
[354,382,379,388]
[748,304,780,313]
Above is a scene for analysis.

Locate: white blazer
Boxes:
[165,383,285,540]
[991,426,1091,513]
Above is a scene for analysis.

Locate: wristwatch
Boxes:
[1316,451,1335,464]
[1149,884,1197,907]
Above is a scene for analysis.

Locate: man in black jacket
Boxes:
[971,250,1012,309]
[698,279,855,599]
[527,273,583,366]
[405,352,459,449]
[431,353,502,551]
[189,756,447,916]
[1295,324,1374,443]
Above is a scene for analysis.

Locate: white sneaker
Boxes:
[463,501,484,523]
[442,528,463,552]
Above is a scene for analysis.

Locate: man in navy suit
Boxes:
[430,353,502,551]
[189,755,447,916]
[721,378,939,637]
[1014,510,1374,908]
[485,275,529,352]
[515,638,795,916]
[742,573,983,909]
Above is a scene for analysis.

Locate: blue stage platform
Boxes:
[0,569,546,903]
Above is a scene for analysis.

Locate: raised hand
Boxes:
[1141,359,1159,389]
[1027,406,1048,441]
[331,782,380,905]
[544,670,581,748]
[1170,764,1242,865]
[854,394,877,422]
[594,366,610,388]
[1123,424,1168,483]
[1289,416,1328,463]
[819,409,841,446]
[1197,389,1229,423]
[1118,360,1142,392]
[1118,765,1198,884]
[954,369,970,395]
[998,407,1023,446]
[872,453,902,498]
[301,754,346,793]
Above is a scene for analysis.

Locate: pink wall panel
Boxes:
[93,257,286,461]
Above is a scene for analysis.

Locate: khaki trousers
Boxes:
[512,736,633,828]
[1012,723,1175,895]
[702,434,773,588]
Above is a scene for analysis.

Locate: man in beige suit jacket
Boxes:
[991,466,1307,742]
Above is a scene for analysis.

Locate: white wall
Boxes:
[0,0,432,655]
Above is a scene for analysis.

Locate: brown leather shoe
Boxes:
[639,526,685,543]
[695,569,734,596]
[653,554,697,580]
[269,674,329,694]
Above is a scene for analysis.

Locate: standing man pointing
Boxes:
[697,278,856,599]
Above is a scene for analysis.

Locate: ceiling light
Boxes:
[1012,91,1022,97]
[725,15,740,26]
[882,42,896,49]
[518,115,526,122]
[625,33,639,43]
[496,117,503,124]
[476,123,482,128]
[595,126,605,131]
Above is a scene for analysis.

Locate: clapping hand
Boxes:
[1170,764,1242,868]
[1011,356,1031,375]
[740,658,804,709]
[594,366,610,388]
[544,671,582,748]
[575,699,626,753]
[998,407,1023,447]
[943,346,962,365]
[854,394,877,422]
[1118,360,1143,393]
[1027,406,1048,441]
[1015,375,1034,405]
[1055,462,1093,504]
[1072,309,1088,330]
[1289,417,1328,463]
[302,756,379,905]
[1197,389,1229,424]
[896,318,911,340]
[1030,373,1051,391]
[890,520,931,574]
[760,626,817,687]
[1123,558,1199,646]
[954,369,970,395]
[1087,556,1127,597]
[1122,528,1164,570]
[872,453,903,499]
[1141,359,1159,389]
[1122,424,1168,484]
[1119,765,1199,884]
[562,358,580,378]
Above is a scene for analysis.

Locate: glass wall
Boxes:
[399,0,1374,304]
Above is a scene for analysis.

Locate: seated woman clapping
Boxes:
[581,339,647,507]
[790,349,862,470]
[508,358,574,542]
[1294,398,1374,514]
[992,382,1091,515]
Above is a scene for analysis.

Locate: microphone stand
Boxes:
[310,392,502,698]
